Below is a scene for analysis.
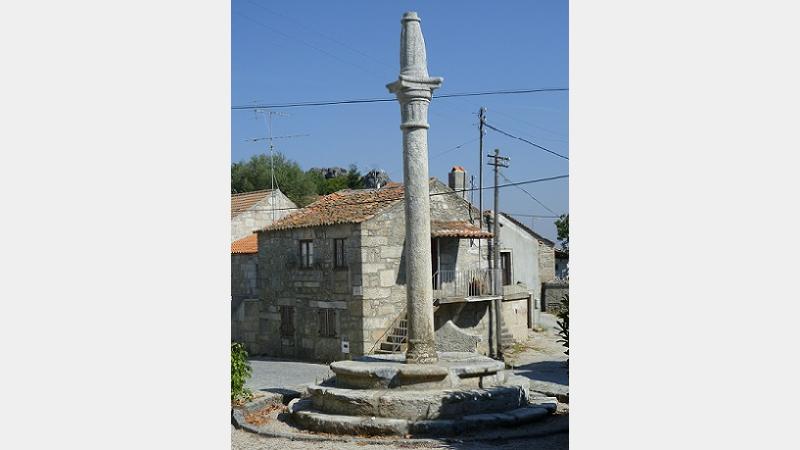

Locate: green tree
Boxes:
[556,294,569,358]
[231,153,317,207]
[306,165,364,195]
[346,164,364,189]
[555,214,569,251]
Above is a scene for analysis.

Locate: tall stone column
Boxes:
[387,11,443,365]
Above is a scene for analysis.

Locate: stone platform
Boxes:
[288,352,557,436]
[330,352,507,390]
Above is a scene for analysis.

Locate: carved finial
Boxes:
[387,11,443,95]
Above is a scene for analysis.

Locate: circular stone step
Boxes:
[330,352,507,390]
[288,397,556,436]
[308,375,530,420]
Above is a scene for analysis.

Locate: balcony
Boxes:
[432,268,500,303]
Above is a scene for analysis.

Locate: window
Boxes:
[299,240,314,268]
[334,238,347,268]
[280,306,295,338]
[500,251,512,286]
[318,309,337,337]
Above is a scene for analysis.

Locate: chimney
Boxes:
[448,166,467,199]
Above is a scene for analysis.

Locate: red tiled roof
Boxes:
[264,183,405,231]
[431,220,493,238]
[231,189,275,218]
[231,234,258,254]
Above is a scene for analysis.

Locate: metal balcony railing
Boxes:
[432,268,492,298]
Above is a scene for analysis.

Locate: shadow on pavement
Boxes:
[513,360,569,386]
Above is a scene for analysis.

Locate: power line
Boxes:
[233,10,385,79]
[505,213,561,219]
[499,171,558,215]
[431,138,479,159]
[239,174,569,214]
[484,122,569,160]
[246,1,393,68]
[231,88,568,110]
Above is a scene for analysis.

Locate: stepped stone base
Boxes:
[290,352,556,436]
[289,397,557,436]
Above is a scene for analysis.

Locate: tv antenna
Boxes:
[250,109,309,220]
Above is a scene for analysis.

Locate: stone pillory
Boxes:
[387,11,443,365]
[274,12,558,437]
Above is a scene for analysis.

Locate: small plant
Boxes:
[556,294,569,357]
[231,341,252,403]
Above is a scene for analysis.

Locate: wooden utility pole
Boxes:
[488,148,509,360]
[478,107,486,229]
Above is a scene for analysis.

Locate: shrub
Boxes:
[231,341,252,403]
[556,294,569,357]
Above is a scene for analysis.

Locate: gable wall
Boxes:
[231,190,297,242]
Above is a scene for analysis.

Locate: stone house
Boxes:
[250,177,534,362]
[231,189,297,242]
[231,234,260,345]
[231,189,297,350]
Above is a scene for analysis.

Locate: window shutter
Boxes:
[328,310,336,337]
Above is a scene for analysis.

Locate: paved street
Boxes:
[245,357,332,394]
[245,313,567,394]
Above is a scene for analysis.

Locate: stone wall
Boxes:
[231,190,297,242]
[232,299,261,354]
[361,181,492,355]
[256,223,364,361]
[542,280,569,312]
[538,242,556,284]
[231,253,258,301]
[231,253,261,352]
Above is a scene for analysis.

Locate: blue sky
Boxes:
[232,0,568,242]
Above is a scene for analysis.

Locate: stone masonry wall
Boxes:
[231,253,258,301]
[231,253,260,352]
[360,181,492,355]
[538,243,556,283]
[232,299,261,354]
[543,281,569,312]
[256,224,363,361]
[232,190,297,242]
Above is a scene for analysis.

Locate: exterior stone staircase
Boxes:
[374,315,408,354]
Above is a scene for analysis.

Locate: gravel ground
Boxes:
[231,425,568,450]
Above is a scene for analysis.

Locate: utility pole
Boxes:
[488,148,509,360]
[478,107,486,229]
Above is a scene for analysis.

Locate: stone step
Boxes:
[378,343,404,352]
[287,397,554,437]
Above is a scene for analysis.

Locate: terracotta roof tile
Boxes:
[231,234,258,254]
[263,183,405,231]
[231,189,275,218]
[431,220,493,238]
